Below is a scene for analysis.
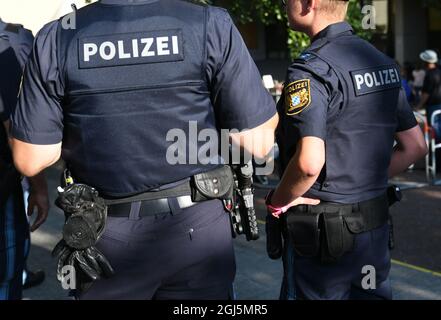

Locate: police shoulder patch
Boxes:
[285,79,311,116]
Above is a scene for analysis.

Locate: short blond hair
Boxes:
[319,0,349,19]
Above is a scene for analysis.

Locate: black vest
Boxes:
[305,31,402,203]
[57,0,220,197]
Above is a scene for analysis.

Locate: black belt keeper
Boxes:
[286,193,390,264]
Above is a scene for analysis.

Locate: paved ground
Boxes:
[23,166,441,300]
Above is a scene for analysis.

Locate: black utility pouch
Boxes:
[320,207,363,264]
[191,165,234,202]
[285,206,321,257]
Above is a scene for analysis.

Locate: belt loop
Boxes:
[129,201,142,220]
[168,198,178,215]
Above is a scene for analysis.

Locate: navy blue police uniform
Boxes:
[276,22,418,300]
[11,0,276,299]
[0,19,33,300]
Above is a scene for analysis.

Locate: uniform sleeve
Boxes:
[16,28,34,68]
[11,21,65,145]
[205,7,276,130]
[396,87,418,132]
[281,62,334,141]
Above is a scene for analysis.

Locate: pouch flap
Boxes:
[192,165,233,199]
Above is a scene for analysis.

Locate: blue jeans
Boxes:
[0,186,29,300]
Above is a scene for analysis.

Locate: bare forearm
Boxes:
[11,139,61,177]
[271,161,319,207]
[389,126,428,178]
[28,171,48,194]
[388,148,411,178]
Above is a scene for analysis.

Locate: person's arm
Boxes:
[390,88,428,177]
[229,113,279,160]
[10,21,64,178]
[11,139,61,177]
[206,8,278,161]
[270,136,324,208]
[27,171,50,231]
[388,125,428,178]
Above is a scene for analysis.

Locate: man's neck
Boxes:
[307,19,344,39]
[427,64,437,70]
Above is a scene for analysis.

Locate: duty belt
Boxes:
[103,165,234,218]
[292,193,390,232]
[105,182,196,218]
[106,195,197,218]
[285,192,391,263]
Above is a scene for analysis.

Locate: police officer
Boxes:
[265,0,428,300]
[0,20,48,300]
[10,0,278,300]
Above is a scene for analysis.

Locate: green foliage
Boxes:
[200,0,373,59]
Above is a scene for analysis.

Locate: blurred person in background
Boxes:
[0,19,48,300]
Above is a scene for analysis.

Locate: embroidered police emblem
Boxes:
[285,79,311,115]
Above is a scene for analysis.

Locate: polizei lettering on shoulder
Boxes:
[78,29,184,69]
[350,65,401,96]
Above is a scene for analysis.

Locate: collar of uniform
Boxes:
[311,21,353,43]
[100,0,158,5]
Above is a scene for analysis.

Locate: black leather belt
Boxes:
[107,196,197,218]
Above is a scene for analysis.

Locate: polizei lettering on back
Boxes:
[350,65,401,96]
[79,29,184,69]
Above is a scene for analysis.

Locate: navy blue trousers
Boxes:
[281,224,392,300]
[79,199,235,300]
[0,180,28,300]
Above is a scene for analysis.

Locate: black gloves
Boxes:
[52,183,114,290]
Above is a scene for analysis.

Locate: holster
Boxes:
[286,193,389,264]
[190,165,234,202]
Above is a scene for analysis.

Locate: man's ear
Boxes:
[309,0,319,11]
[300,0,314,15]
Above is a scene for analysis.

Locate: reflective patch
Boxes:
[350,65,401,96]
[78,29,184,69]
[285,79,311,116]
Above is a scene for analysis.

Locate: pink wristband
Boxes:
[265,190,291,218]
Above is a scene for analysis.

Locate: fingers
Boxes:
[27,197,35,217]
[52,239,67,257]
[84,248,103,276]
[74,251,100,281]
[298,197,320,206]
[30,209,48,232]
[90,246,115,277]
[56,247,72,282]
